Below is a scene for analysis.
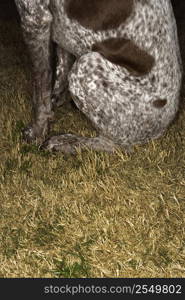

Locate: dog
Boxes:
[15,0,182,153]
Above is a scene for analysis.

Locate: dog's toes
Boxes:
[40,134,82,154]
[40,137,58,152]
[22,123,49,144]
[22,126,38,143]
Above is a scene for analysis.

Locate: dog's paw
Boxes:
[22,123,49,144]
[40,134,82,154]
[22,126,37,143]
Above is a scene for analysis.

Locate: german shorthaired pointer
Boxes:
[15,0,182,153]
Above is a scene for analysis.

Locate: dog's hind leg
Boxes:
[41,51,172,154]
[15,0,54,143]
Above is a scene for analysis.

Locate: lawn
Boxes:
[0,4,185,277]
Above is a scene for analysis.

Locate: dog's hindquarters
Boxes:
[68,52,178,146]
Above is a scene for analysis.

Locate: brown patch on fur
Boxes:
[153,99,167,108]
[65,0,133,31]
[92,38,155,76]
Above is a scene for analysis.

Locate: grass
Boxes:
[0,17,185,278]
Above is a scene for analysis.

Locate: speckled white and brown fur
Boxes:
[15,0,182,153]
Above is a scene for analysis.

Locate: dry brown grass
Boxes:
[0,18,185,278]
